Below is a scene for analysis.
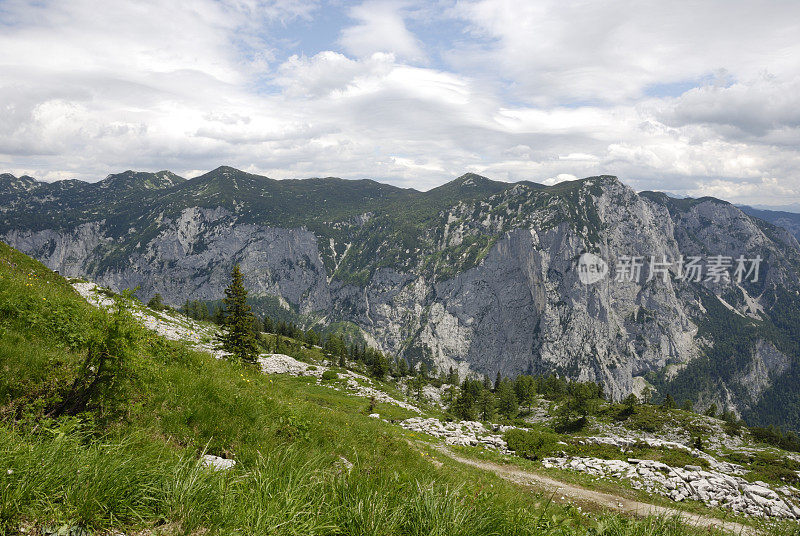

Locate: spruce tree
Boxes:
[497,380,518,419]
[477,389,497,421]
[218,265,258,364]
[514,375,537,411]
[147,293,165,311]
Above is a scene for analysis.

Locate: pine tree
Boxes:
[622,393,639,411]
[662,393,676,410]
[514,375,537,411]
[147,293,165,311]
[212,306,225,325]
[477,389,497,421]
[218,265,258,364]
[398,358,409,377]
[497,380,518,419]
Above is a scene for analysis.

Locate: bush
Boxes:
[321,370,338,381]
[503,429,560,461]
[626,406,668,433]
[146,293,166,311]
[750,426,800,452]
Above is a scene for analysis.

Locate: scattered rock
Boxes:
[543,455,798,519]
[399,417,511,453]
[201,454,236,471]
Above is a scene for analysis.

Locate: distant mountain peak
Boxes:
[209,165,244,176]
[99,170,184,190]
[0,172,40,193]
[453,172,492,187]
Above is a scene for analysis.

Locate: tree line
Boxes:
[448,373,605,425]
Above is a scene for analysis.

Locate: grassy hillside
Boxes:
[0,241,719,535]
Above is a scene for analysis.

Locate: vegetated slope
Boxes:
[0,241,709,535]
[4,170,800,433]
[739,205,800,242]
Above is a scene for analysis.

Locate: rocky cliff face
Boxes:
[3,168,800,426]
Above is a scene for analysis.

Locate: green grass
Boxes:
[0,241,747,535]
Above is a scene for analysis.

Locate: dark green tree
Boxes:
[558,382,600,423]
[212,306,225,325]
[251,314,263,334]
[514,375,537,411]
[370,354,389,380]
[661,393,676,410]
[452,390,478,421]
[622,393,639,410]
[704,403,718,418]
[497,380,518,419]
[305,329,320,346]
[147,293,165,311]
[477,389,497,421]
[218,265,258,364]
[447,367,459,385]
[483,375,493,391]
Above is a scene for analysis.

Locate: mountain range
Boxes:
[3,166,800,430]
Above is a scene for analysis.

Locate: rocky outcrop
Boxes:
[399,417,510,451]
[543,455,800,519]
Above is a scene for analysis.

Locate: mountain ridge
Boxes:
[4,167,800,431]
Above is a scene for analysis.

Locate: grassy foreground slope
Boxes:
[1,241,709,535]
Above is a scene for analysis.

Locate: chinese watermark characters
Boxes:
[577,253,763,285]
[614,255,762,284]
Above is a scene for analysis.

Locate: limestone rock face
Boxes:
[4,172,800,423]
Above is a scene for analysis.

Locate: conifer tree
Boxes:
[497,380,518,419]
[218,265,258,363]
[514,375,537,411]
[477,389,497,421]
[147,293,165,311]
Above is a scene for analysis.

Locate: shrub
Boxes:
[321,370,338,381]
[503,429,560,461]
[750,425,800,452]
[146,293,166,311]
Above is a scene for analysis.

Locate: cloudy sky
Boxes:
[1,0,800,205]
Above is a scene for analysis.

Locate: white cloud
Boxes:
[1,0,800,206]
[339,1,424,61]
[451,0,800,105]
[542,173,577,186]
